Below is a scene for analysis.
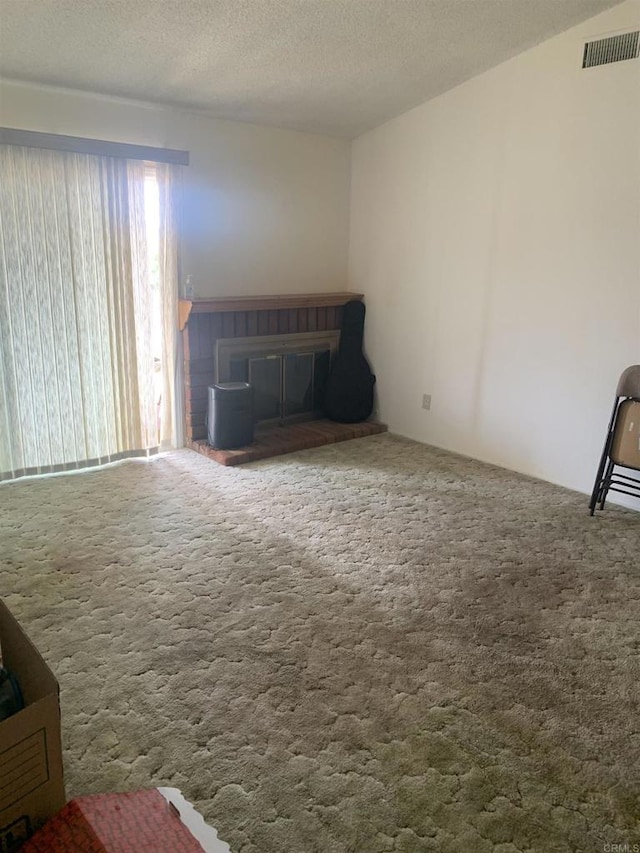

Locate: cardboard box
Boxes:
[0,600,65,851]
[611,399,640,470]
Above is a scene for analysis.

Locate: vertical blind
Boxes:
[0,143,179,480]
[157,161,181,451]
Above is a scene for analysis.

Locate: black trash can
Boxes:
[207,382,254,449]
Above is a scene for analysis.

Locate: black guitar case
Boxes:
[324,300,376,423]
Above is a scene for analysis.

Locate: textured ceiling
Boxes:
[0,0,622,137]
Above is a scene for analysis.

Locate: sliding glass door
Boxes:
[0,145,180,480]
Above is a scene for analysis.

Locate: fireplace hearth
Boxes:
[190,418,387,466]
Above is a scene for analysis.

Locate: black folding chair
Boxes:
[589,365,640,515]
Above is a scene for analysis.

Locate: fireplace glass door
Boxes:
[249,355,282,422]
[284,353,314,417]
[229,348,331,424]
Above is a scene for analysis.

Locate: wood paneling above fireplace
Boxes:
[181,292,363,441]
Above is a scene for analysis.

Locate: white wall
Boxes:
[0,80,351,298]
[349,0,640,504]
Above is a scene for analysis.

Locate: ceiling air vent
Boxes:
[582,31,639,68]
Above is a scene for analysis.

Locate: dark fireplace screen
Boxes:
[229,349,331,424]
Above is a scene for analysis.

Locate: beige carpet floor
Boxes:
[0,434,638,853]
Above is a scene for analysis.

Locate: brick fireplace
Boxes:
[180,292,365,445]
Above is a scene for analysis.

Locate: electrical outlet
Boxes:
[422,394,431,411]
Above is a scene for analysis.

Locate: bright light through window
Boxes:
[144,167,162,435]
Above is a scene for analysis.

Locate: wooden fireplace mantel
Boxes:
[178,291,362,331]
